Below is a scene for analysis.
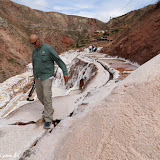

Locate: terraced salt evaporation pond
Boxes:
[0,49,139,119]
[100,58,138,79]
[87,52,139,80]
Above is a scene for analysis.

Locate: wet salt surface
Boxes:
[0,49,139,159]
[100,58,138,79]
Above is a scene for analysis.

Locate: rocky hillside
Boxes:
[0,0,106,82]
[1,0,159,82]
[101,1,160,65]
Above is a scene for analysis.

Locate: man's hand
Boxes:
[64,75,68,84]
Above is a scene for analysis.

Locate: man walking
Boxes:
[29,34,68,129]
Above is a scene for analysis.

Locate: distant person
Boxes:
[93,46,97,52]
[92,45,94,52]
[29,34,68,129]
[89,45,92,52]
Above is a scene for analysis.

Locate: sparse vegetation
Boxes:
[0,70,7,81]
[103,32,109,36]
[7,57,20,65]
[111,28,119,34]
[67,43,74,48]
[76,42,80,48]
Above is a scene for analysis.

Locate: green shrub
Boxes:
[7,57,20,65]
[111,28,119,34]
[103,32,109,36]
[76,42,79,48]
[0,53,2,58]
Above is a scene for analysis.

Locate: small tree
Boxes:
[76,42,79,48]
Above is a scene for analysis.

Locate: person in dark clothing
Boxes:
[92,45,94,52]
[93,46,97,52]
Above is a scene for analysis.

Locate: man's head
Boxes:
[29,34,41,49]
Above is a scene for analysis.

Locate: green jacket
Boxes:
[32,43,68,81]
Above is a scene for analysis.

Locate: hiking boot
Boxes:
[44,122,52,129]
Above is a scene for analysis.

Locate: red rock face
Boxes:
[61,36,73,47]
[101,5,160,65]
